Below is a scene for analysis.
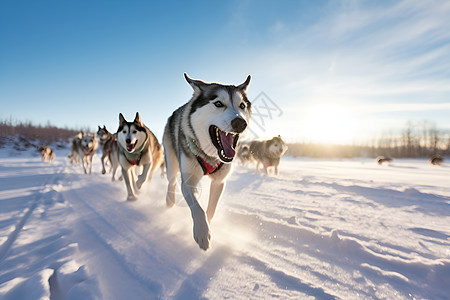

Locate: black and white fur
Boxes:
[117,112,164,201]
[163,73,252,250]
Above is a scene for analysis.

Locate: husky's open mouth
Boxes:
[209,125,239,163]
[126,140,138,152]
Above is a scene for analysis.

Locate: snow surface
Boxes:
[0,147,449,299]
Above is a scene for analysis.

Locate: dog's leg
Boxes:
[274,165,279,176]
[83,159,88,174]
[80,152,88,174]
[89,155,94,174]
[163,135,179,208]
[180,168,210,250]
[160,161,166,178]
[111,156,119,181]
[101,152,107,174]
[136,162,151,189]
[206,180,225,223]
[122,167,137,201]
[263,163,269,175]
[256,161,262,174]
[130,168,139,194]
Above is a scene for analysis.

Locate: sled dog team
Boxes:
[66,74,287,250]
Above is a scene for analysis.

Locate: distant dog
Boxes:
[116,112,164,201]
[38,145,54,162]
[249,135,288,176]
[430,154,443,166]
[97,125,119,176]
[70,132,98,174]
[163,73,252,250]
[377,156,392,165]
[236,143,253,165]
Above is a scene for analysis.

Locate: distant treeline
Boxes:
[0,119,86,146]
[287,121,450,158]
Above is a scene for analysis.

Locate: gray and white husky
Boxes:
[163,73,252,250]
[97,125,119,176]
[69,132,98,174]
[117,112,164,201]
[249,135,288,176]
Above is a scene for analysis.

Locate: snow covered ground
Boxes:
[0,147,449,299]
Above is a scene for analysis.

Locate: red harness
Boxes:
[196,156,223,175]
[128,159,138,165]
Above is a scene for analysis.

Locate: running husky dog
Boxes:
[97,125,119,176]
[38,145,54,162]
[116,112,164,201]
[250,135,288,176]
[71,132,98,174]
[163,73,252,250]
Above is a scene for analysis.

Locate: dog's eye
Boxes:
[239,103,246,109]
[122,130,126,134]
[214,101,224,108]
[133,130,137,134]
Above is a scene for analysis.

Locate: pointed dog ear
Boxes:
[237,75,251,92]
[184,73,208,96]
[119,113,126,125]
[98,125,101,130]
[134,112,142,126]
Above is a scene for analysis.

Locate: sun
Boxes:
[299,105,356,144]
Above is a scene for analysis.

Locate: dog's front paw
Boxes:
[136,177,145,189]
[127,194,137,201]
[193,212,211,250]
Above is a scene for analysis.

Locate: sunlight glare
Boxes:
[300,105,356,144]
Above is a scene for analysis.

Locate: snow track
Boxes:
[1,153,449,299]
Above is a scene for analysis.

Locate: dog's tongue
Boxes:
[219,131,235,158]
[126,144,134,152]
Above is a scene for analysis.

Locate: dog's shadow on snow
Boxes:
[170,246,231,300]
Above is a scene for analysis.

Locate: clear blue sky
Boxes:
[1,0,449,143]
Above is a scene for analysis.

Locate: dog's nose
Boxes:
[126,138,131,144]
[231,117,247,133]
